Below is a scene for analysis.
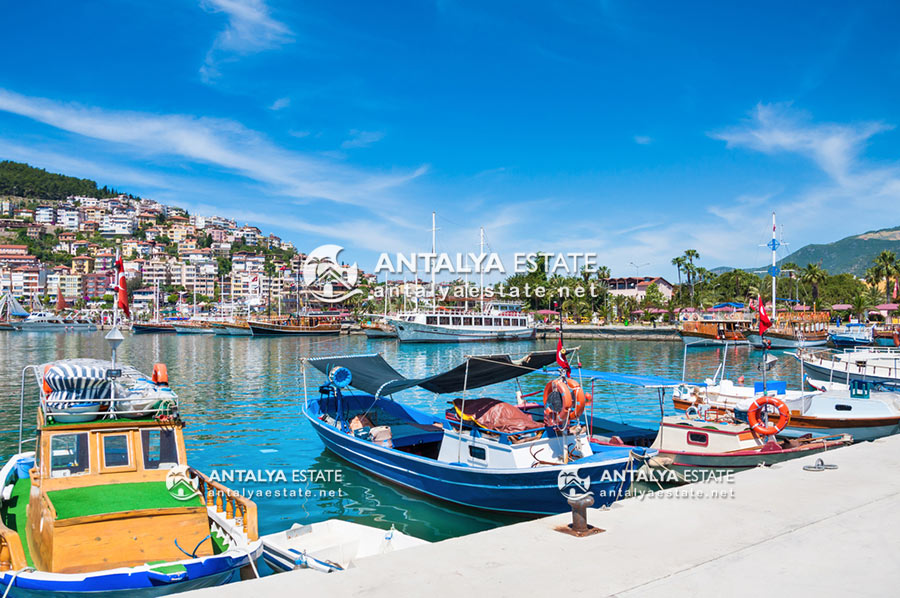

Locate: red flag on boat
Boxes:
[894,279,898,299]
[757,294,771,336]
[115,252,130,318]
[556,336,570,375]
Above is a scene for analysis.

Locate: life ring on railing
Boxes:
[543,377,590,428]
[747,396,790,436]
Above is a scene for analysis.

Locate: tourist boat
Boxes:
[745,311,829,348]
[874,325,900,347]
[212,321,254,336]
[248,314,341,336]
[672,378,900,442]
[15,311,97,332]
[172,320,215,334]
[828,323,875,348]
[0,338,262,596]
[678,315,751,347]
[132,321,177,333]
[385,301,536,343]
[261,520,428,573]
[791,347,900,390]
[301,351,655,515]
[643,412,851,477]
[361,320,397,339]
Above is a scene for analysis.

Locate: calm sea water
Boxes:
[0,331,803,543]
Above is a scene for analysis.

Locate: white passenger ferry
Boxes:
[386,301,535,343]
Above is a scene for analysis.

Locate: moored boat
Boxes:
[173,321,216,334]
[678,315,750,347]
[0,340,261,596]
[15,311,97,332]
[302,352,655,515]
[828,323,875,348]
[132,321,177,333]
[361,320,397,339]
[745,311,830,349]
[248,314,341,336]
[213,321,254,336]
[386,301,536,343]
[261,520,428,573]
[791,347,900,390]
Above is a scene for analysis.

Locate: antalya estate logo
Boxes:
[166,465,201,501]
[302,244,363,304]
[558,468,592,499]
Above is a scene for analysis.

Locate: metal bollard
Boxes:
[556,494,603,537]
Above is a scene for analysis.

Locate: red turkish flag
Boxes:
[556,336,571,375]
[115,253,130,318]
[758,295,771,336]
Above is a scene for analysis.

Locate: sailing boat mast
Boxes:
[431,211,436,309]
[770,212,778,321]
[479,226,485,312]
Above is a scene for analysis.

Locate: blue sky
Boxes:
[1,0,899,280]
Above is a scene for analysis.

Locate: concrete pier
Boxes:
[191,436,900,597]
[537,324,680,340]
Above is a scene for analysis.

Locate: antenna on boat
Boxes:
[431,211,437,309]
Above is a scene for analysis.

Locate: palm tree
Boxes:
[801,263,828,308]
[683,249,699,305]
[851,292,870,322]
[874,250,898,302]
[671,256,685,288]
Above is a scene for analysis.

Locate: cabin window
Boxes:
[50,433,89,477]
[463,317,473,325]
[102,434,131,468]
[469,445,486,460]
[835,404,852,411]
[474,317,483,326]
[452,317,462,325]
[686,432,709,447]
[426,316,437,325]
[439,316,450,325]
[142,429,179,469]
[502,318,510,326]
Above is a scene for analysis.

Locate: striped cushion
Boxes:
[43,363,111,411]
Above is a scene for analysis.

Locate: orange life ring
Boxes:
[543,377,591,427]
[42,364,52,394]
[894,331,899,347]
[747,396,790,436]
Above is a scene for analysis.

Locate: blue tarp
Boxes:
[542,367,705,388]
[712,302,745,309]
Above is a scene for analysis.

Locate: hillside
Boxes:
[0,160,121,201]
[776,226,900,276]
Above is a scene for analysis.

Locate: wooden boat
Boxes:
[212,321,253,336]
[302,352,656,515]
[672,379,900,442]
[642,413,851,478]
[678,317,750,347]
[261,520,428,573]
[0,350,261,596]
[249,314,341,336]
[874,325,900,347]
[172,321,215,334]
[745,311,829,348]
[132,322,176,334]
[360,320,397,339]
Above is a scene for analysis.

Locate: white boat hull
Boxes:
[388,319,535,343]
[746,333,828,349]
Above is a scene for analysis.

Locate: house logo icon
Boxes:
[166,465,201,501]
[557,468,592,499]
[302,244,363,304]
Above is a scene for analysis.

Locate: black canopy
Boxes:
[306,350,560,396]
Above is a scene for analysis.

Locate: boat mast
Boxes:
[431,211,436,310]
[479,226,485,312]
[770,212,777,321]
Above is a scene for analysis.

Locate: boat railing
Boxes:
[800,349,900,379]
[442,417,550,445]
[189,467,259,541]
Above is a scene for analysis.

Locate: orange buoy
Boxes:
[152,363,169,385]
[747,395,790,436]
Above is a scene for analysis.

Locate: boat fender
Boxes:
[894,331,899,347]
[42,364,52,395]
[152,363,169,386]
[747,396,790,437]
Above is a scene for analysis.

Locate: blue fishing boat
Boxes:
[302,351,656,515]
[828,323,874,348]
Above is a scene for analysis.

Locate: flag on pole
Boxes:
[894,279,898,299]
[757,294,771,336]
[115,252,130,318]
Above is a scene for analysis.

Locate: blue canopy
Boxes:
[542,367,704,388]
[712,302,744,309]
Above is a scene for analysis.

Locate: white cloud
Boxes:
[633,135,652,145]
[0,88,425,208]
[269,97,290,111]
[342,129,385,149]
[199,0,293,81]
